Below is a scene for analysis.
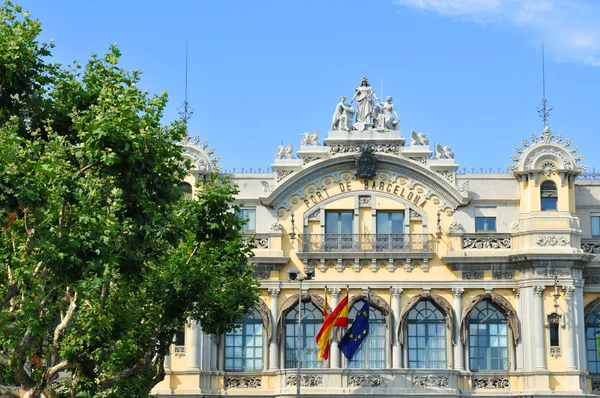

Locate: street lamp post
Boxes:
[288,267,315,398]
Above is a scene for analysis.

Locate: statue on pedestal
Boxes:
[331,96,355,131]
[351,77,379,126]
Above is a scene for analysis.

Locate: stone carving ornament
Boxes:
[355,146,378,179]
[276,170,293,182]
[463,271,484,280]
[448,222,464,234]
[349,375,385,387]
[225,376,262,389]
[536,235,569,246]
[270,221,283,232]
[582,242,600,253]
[301,129,320,146]
[359,195,372,207]
[276,143,294,160]
[286,375,323,387]
[254,238,269,249]
[331,97,356,131]
[409,130,429,146]
[463,237,511,249]
[473,377,509,389]
[412,375,448,387]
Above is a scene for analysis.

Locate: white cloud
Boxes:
[394,0,600,66]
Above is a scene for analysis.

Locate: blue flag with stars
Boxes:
[338,294,369,361]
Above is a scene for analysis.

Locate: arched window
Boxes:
[469,300,509,371]
[179,182,193,200]
[348,301,386,369]
[225,308,263,371]
[285,301,321,368]
[407,300,446,368]
[541,181,557,211]
[586,307,600,374]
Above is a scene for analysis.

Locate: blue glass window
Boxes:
[236,209,256,232]
[586,307,600,374]
[285,301,322,368]
[592,216,600,238]
[469,300,509,371]
[348,301,386,369]
[225,309,263,371]
[475,217,496,232]
[541,181,557,211]
[325,211,353,251]
[407,300,447,368]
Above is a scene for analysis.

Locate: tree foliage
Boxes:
[0,2,260,397]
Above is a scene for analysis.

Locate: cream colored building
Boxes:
[153,81,600,397]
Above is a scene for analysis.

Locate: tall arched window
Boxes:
[469,300,509,371]
[225,308,263,371]
[285,301,321,368]
[348,301,386,369]
[407,300,447,368]
[541,181,558,211]
[179,182,193,200]
[586,307,600,374]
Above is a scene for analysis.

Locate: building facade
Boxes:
[153,79,600,397]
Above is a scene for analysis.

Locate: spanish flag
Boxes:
[316,293,349,360]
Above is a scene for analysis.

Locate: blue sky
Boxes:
[20,0,600,172]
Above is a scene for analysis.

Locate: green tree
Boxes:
[0,2,260,397]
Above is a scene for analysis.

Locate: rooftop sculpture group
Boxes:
[331,77,401,132]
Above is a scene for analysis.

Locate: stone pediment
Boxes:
[181,136,221,175]
[264,155,469,214]
[510,125,585,182]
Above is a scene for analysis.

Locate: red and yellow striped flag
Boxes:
[316,294,349,360]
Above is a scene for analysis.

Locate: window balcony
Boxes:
[298,233,434,254]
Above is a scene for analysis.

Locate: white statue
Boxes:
[331,96,355,131]
[410,130,429,146]
[351,77,379,125]
[301,129,320,146]
[435,143,454,159]
[374,96,400,131]
[276,142,294,159]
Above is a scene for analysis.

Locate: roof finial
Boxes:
[537,43,553,127]
[178,44,194,129]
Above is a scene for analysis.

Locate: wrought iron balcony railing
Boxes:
[297,234,434,253]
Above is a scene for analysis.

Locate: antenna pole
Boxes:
[178,44,194,129]
[537,42,552,127]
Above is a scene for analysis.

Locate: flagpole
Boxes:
[297,279,302,398]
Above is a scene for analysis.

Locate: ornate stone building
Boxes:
[153,78,600,397]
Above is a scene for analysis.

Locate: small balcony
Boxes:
[298,233,434,253]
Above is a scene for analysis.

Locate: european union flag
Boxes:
[338,295,369,361]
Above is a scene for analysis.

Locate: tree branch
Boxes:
[51,288,77,365]
[75,162,99,177]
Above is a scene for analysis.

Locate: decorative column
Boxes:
[268,288,280,370]
[513,288,523,371]
[391,287,402,369]
[533,286,547,370]
[564,286,577,370]
[330,288,341,369]
[189,321,200,369]
[451,288,464,371]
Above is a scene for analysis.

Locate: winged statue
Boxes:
[276,142,295,160]
[409,130,429,146]
[301,129,320,146]
[435,144,454,160]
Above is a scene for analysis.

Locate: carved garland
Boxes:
[254,298,273,343]
[398,293,455,345]
[460,292,520,346]
[276,293,328,346]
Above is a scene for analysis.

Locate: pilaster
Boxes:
[391,287,402,369]
[451,288,464,371]
[268,288,280,370]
